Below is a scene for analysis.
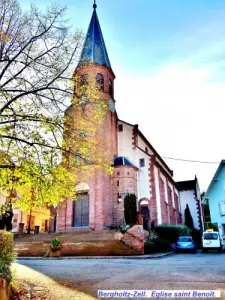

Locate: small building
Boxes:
[204,160,225,236]
[176,176,204,231]
[0,191,51,233]
[12,207,51,233]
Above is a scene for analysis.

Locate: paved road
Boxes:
[14,252,225,300]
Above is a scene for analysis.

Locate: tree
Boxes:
[0,207,13,231]
[0,158,77,230]
[0,0,112,213]
[124,193,137,226]
[0,0,83,164]
[184,204,194,229]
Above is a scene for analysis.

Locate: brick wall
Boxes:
[159,176,169,224]
[112,166,138,227]
[149,156,157,226]
[132,125,138,149]
[57,201,67,232]
[174,191,182,224]
[57,63,117,231]
[167,182,176,224]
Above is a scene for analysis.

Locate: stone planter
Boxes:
[50,249,61,257]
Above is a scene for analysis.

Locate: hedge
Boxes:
[154,225,191,243]
[145,225,201,253]
[0,230,16,282]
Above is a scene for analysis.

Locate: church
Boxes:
[56,2,183,232]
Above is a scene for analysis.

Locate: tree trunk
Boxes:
[27,210,32,234]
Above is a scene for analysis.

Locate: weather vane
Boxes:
[93,0,97,9]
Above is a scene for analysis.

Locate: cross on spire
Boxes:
[93,0,97,9]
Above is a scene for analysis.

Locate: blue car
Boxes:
[176,236,196,253]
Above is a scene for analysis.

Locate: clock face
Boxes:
[109,99,115,113]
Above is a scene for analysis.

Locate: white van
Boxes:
[202,231,222,252]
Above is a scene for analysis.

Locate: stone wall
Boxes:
[14,240,140,257]
[115,225,144,254]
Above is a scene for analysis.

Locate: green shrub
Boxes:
[154,225,191,243]
[51,238,61,252]
[154,238,171,251]
[0,230,16,282]
[124,193,137,225]
[149,229,158,241]
[119,225,131,234]
[144,239,157,254]
[144,236,171,253]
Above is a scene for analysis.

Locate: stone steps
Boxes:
[14,240,140,257]
[14,227,145,256]
[14,229,117,242]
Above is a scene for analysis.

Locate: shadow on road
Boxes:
[13,262,98,300]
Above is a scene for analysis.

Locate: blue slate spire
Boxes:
[77,2,112,70]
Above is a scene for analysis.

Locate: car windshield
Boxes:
[203,233,218,240]
[178,237,192,242]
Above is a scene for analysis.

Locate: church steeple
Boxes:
[77,2,112,71]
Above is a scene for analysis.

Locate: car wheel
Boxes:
[219,247,222,253]
[202,248,207,253]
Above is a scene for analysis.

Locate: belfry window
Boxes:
[80,74,88,86]
[96,73,104,91]
[109,79,113,97]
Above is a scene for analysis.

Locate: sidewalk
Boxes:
[13,265,97,300]
[16,251,175,260]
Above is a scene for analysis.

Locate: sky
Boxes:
[19,0,225,191]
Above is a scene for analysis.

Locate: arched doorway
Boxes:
[141,207,150,230]
[73,193,89,227]
[139,198,150,230]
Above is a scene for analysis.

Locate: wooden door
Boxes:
[141,207,150,230]
[74,194,89,227]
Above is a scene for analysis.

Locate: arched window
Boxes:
[109,79,113,97]
[96,73,104,91]
[80,74,88,86]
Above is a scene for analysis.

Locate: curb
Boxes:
[16,252,175,261]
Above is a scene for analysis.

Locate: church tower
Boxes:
[57,2,117,231]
